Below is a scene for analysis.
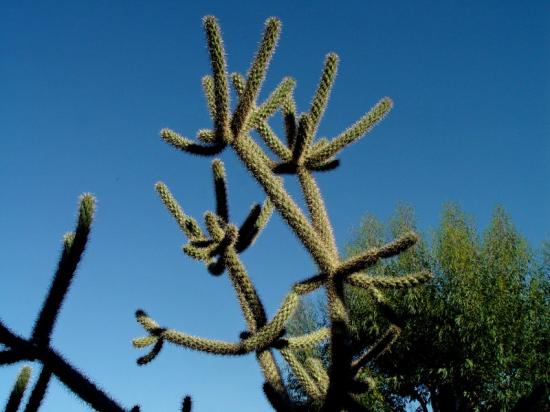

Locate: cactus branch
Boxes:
[280,348,323,400]
[0,321,129,412]
[31,194,95,347]
[350,325,401,377]
[202,75,216,120]
[5,365,31,412]
[346,270,433,289]
[203,16,231,142]
[232,72,292,161]
[297,167,339,259]
[307,97,393,164]
[212,159,229,222]
[335,232,419,277]
[155,182,204,239]
[181,396,192,412]
[161,128,225,156]
[305,357,329,393]
[230,133,336,272]
[23,366,52,412]
[231,18,281,137]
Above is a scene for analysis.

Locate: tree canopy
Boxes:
[285,204,549,411]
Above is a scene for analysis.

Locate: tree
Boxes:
[286,204,549,411]
[1,16,431,411]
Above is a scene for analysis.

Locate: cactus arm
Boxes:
[305,357,329,394]
[181,396,192,412]
[161,128,226,156]
[22,366,52,412]
[280,347,323,400]
[203,16,231,142]
[286,327,330,351]
[230,132,336,273]
[282,95,297,149]
[155,182,204,239]
[256,122,293,162]
[263,381,296,412]
[133,271,329,357]
[308,53,339,140]
[0,350,24,365]
[223,246,290,400]
[202,75,216,120]
[296,166,339,259]
[5,366,31,412]
[0,321,130,412]
[291,114,312,164]
[197,128,215,143]
[223,247,267,328]
[231,18,281,138]
[249,77,295,128]
[307,97,393,164]
[212,159,229,222]
[350,325,401,377]
[235,199,273,253]
[346,270,433,289]
[232,72,292,162]
[31,194,95,347]
[335,231,419,277]
[203,211,225,242]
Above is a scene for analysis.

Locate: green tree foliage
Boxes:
[286,204,549,411]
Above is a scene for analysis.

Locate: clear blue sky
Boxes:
[1,1,548,411]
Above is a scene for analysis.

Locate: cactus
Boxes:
[0,195,136,411]
[133,15,433,411]
[1,15,431,412]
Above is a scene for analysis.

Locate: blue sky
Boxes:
[1,1,548,411]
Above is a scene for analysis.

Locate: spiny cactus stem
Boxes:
[308,53,339,137]
[256,350,290,407]
[5,365,31,412]
[296,166,339,260]
[350,325,402,377]
[286,327,330,350]
[202,75,216,119]
[0,321,129,412]
[322,276,353,411]
[23,366,52,412]
[155,182,205,239]
[181,396,192,412]
[203,16,231,142]
[31,194,95,347]
[136,291,299,356]
[280,347,323,400]
[211,159,229,222]
[231,71,292,161]
[305,357,329,393]
[230,133,336,273]
[346,270,433,289]
[0,350,24,365]
[263,382,295,412]
[335,231,419,277]
[231,18,281,138]
[224,248,267,328]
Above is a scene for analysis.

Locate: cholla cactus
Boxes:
[133,16,433,411]
[0,195,141,411]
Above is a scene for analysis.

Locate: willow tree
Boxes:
[132,16,431,411]
[287,204,549,411]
